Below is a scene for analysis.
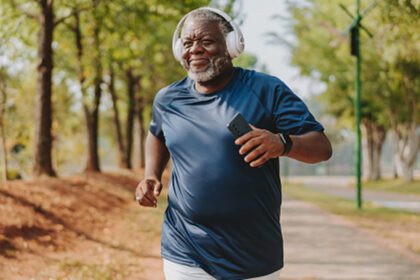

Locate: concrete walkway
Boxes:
[280,197,420,279]
[287,176,420,213]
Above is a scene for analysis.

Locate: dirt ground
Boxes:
[2,172,420,279]
[0,170,168,280]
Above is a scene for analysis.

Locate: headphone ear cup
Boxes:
[228,22,244,59]
[226,30,244,59]
[173,39,183,62]
[225,32,236,58]
[235,28,245,55]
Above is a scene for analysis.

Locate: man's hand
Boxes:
[135,178,162,208]
[235,126,283,168]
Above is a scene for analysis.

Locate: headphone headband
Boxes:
[172,7,245,62]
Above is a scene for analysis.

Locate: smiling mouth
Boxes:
[189,58,209,67]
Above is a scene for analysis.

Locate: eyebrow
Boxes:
[182,34,214,41]
[181,30,223,42]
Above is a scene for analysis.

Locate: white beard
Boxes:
[185,54,231,83]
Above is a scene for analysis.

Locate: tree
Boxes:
[377,0,420,181]
[0,68,9,182]
[284,0,388,180]
[2,0,241,175]
[279,0,419,181]
[67,2,102,172]
[100,0,210,169]
[31,0,56,176]
[83,0,103,172]
[0,2,37,179]
[6,0,81,177]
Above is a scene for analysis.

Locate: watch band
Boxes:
[278,133,293,156]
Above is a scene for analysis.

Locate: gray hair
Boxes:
[184,9,233,37]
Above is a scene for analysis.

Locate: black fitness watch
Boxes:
[278,133,293,156]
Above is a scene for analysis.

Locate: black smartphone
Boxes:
[227,113,252,139]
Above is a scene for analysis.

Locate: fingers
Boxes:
[244,146,265,163]
[239,136,262,155]
[249,152,270,167]
[235,129,259,146]
[150,180,162,197]
[243,143,271,167]
[137,186,156,207]
[135,179,160,208]
[144,188,158,207]
[234,127,281,168]
[140,196,156,207]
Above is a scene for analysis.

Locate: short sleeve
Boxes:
[272,82,324,135]
[149,92,166,142]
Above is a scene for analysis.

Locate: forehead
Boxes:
[180,18,223,40]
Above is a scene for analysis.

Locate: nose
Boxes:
[189,41,204,54]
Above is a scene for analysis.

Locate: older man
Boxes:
[136,7,332,280]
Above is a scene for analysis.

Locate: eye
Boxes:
[183,41,193,48]
[202,40,213,46]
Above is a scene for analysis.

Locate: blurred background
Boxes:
[1,1,419,279]
[0,0,418,181]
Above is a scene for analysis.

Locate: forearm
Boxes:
[144,132,170,180]
[288,131,332,163]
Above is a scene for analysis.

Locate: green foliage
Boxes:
[0,68,36,177]
[233,52,258,69]
[6,169,22,180]
[283,0,419,130]
[51,75,85,173]
[284,1,373,128]
[1,0,243,174]
[374,0,420,125]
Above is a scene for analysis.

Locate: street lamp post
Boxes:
[355,0,362,209]
[340,0,377,209]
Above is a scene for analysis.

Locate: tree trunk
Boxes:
[85,2,102,172]
[361,120,386,181]
[0,121,7,182]
[84,104,100,172]
[137,95,145,169]
[389,78,419,182]
[0,78,8,182]
[108,62,127,168]
[393,126,420,182]
[392,137,399,179]
[124,68,136,169]
[33,0,56,177]
[71,8,100,172]
[84,89,101,172]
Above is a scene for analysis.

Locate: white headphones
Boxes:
[172,7,245,62]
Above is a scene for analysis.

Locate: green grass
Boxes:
[362,178,420,195]
[284,183,416,218]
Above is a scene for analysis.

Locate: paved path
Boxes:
[287,176,420,213]
[280,197,420,279]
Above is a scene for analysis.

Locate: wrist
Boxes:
[144,173,161,181]
[278,132,293,156]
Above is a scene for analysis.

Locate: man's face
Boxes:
[180,18,231,83]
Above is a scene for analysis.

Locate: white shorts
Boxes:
[163,259,281,280]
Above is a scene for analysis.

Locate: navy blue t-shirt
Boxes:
[149,68,323,279]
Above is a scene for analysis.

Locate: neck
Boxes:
[194,65,235,94]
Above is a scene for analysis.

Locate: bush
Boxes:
[0,169,22,181]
